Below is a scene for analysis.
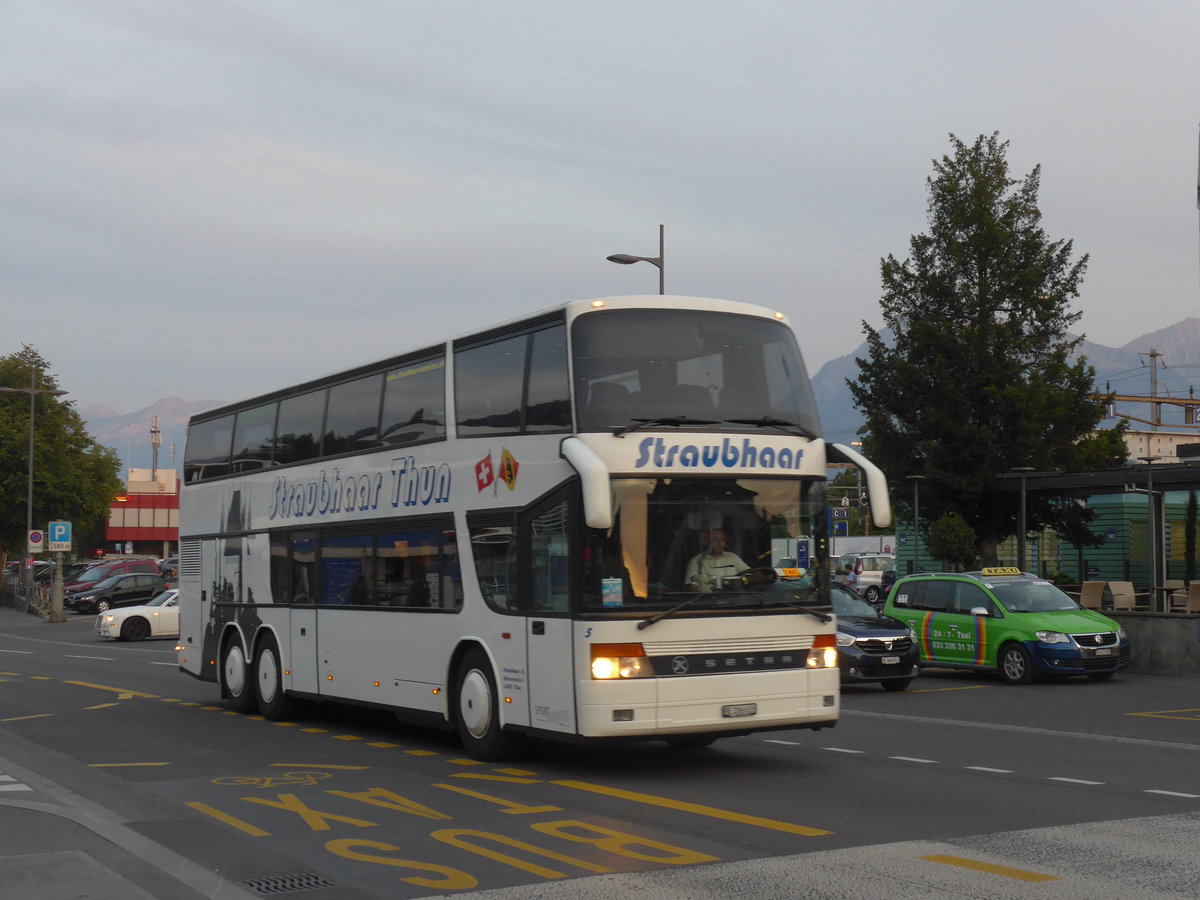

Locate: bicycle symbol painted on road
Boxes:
[212,771,334,788]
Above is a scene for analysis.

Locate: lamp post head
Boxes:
[606,253,662,268]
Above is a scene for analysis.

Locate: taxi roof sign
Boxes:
[980,566,1022,576]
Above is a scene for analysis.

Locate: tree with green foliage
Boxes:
[848,133,1125,565]
[0,346,122,561]
[926,513,978,570]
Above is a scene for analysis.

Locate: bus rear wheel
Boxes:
[254,633,293,720]
[222,635,257,713]
[455,648,521,761]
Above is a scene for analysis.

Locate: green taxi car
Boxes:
[882,568,1131,684]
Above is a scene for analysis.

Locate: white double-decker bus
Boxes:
[176,295,890,759]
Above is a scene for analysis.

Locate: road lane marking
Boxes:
[922,854,1058,882]
[89,762,171,767]
[551,780,832,836]
[765,739,801,746]
[909,684,990,693]
[269,764,368,770]
[64,680,159,699]
[966,766,1013,774]
[1128,708,1200,722]
[1049,777,1105,785]
[889,756,938,764]
[1145,789,1200,798]
[822,747,864,754]
[66,655,114,661]
[1,714,53,722]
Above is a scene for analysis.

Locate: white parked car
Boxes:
[95,589,179,641]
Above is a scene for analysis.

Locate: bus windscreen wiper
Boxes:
[637,591,712,630]
[612,416,718,438]
[723,417,817,438]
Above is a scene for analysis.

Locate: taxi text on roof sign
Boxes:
[980,567,1022,576]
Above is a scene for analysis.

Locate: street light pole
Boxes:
[1012,467,1035,572]
[907,475,927,574]
[1138,455,1161,609]
[1,370,67,614]
[606,224,665,294]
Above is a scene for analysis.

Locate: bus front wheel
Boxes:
[222,636,257,713]
[454,648,521,761]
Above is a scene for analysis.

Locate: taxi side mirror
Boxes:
[970,606,990,617]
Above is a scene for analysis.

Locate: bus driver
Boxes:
[685,528,749,592]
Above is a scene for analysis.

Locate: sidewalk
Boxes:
[0,602,257,900]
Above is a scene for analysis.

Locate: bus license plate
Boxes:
[722,703,757,718]
[882,656,900,665]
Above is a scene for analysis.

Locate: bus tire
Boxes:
[222,634,257,713]
[999,642,1034,685]
[254,633,293,721]
[454,648,520,761]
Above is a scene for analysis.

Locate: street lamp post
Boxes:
[1012,467,1035,573]
[1138,455,1161,609]
[1,370,67,614]
[606,224,664,294]
[907,475,927,574]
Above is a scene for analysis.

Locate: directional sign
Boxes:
[48,520,72,552]
[27,530,45,553]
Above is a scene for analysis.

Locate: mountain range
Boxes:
[81,318,1200,473]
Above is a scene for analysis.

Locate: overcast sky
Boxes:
[3,1,1198,414]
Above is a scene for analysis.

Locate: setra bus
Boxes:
[176,295,891,759]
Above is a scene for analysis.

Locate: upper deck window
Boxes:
[572,308,820,436]
[455,323,569,437]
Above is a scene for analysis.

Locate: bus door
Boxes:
[522,494,577,734]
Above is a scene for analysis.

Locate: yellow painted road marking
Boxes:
[301,728,328,733]
[85,703,119,710]
[269,764,368,770]
[909,685,990,693]
[188,802,271,836]
[552,780,831,836]
[64,681,158,699]
[450,773,543,784]
[89,762,171,768]
[1128,708,1200,722]
[922,854,1058,882]
[406,750,439,756]
[369,742,401,748]
[1,714,53,722]
[448,758,485,766]
[333,734,363,742]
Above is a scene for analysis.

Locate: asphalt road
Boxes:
[2,607,1199,898]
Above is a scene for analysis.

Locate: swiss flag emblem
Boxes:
[475,455,494,492]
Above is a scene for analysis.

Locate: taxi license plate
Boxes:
[1094,648,1113,656]
[882,656,900,665]
[722,703,757,718]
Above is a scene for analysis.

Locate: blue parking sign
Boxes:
[48,521,72,552]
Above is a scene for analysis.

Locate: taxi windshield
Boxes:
[990,581,1079,613]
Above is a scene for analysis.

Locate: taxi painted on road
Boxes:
[882,568,1130,684]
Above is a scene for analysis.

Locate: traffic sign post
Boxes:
[47,522,71,624]
[27,530,45,554]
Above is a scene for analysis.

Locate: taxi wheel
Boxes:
[999,643,1034,685]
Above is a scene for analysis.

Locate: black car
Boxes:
[831,581,920,691]
[64,573,169,614]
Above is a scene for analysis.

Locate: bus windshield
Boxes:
[581,475,828,613]
[572,308,820,435]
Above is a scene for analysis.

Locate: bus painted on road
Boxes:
[176,295,891,759]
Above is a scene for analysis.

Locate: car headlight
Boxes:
[836,632,855,647]
[1116,627,1127,640]
[76,594,95,602]
[101,615,115,624]
[906,626,918,640]
[1035,630,1071,644]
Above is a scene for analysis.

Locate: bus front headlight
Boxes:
[590,643,652,679]
[806,634,838,668]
